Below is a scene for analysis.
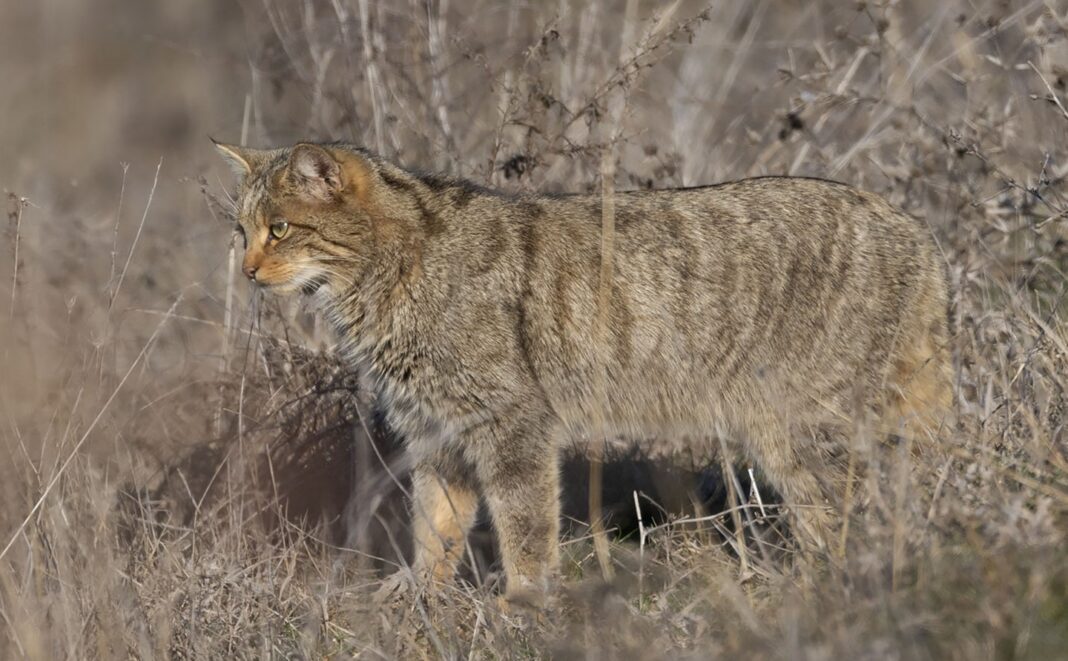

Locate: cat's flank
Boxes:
[215,140,952,601]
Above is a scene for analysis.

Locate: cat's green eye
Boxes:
[269,220,289,241]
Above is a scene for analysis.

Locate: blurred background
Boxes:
[1,0,1067,657]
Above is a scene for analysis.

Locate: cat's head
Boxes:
[213,141,381,295]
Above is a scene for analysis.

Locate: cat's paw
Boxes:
[372,570,424,611]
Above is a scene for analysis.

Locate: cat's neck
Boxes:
[317,239,431,366]
[311,160,504,364]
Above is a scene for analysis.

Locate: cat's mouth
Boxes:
[253,263,330,296]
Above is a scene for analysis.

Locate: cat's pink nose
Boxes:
[243,264,258,280]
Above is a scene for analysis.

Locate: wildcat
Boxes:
[214,140,952,601]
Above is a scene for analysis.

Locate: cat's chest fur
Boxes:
[328,288,495,461]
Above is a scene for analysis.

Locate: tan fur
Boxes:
[215,140,954,597]
[410,474,480,581]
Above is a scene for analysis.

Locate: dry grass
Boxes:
[2,0,1068,658]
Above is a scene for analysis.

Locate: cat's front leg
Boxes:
[468,412,562,604]
[408,463,480,582]
[373,455,479,606]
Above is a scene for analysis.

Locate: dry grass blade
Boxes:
[108,158,162,315]
[589,144,617,583]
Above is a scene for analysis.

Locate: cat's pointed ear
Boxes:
[211,139,271,179]
[287,143,373,203]
[288,144,343,200]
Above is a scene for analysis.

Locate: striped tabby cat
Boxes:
[215,140,953,603]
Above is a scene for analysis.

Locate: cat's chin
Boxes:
[254,281,296,295]
[256,275,328,297]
